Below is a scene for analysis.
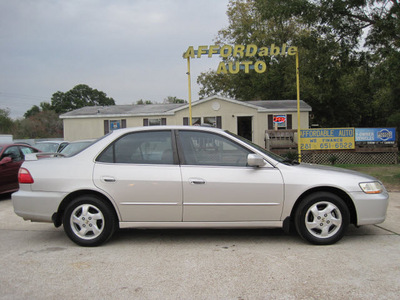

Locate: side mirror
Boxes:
[247,154,266,167]
[0,157,12,165]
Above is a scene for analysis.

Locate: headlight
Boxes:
[359,182,383,194]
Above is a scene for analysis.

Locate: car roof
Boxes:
[35,141,67,144]
[0,143,37,147]
[68,139,95,144]
[111,125,225,134]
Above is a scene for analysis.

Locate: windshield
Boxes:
[225,131,287,163]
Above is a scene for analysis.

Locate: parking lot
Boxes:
[0,193,399,299]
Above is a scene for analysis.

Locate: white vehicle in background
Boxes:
[59,140,95,157]
[0,135,13,144]
[34,141,69,153]
[12,126,389,247]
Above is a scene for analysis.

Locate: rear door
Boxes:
[93,130,183,222]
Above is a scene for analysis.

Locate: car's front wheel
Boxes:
[62,195,117,247]
[295,192,350,245]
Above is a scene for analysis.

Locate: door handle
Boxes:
[189,178,206,185]
[102,176,116,183]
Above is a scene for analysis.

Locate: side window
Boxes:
[179,131,251,166]
[3,146,22,161]
[97,131,174,164]
[20,147,37,158]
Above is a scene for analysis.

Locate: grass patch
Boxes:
[335,164,400,192]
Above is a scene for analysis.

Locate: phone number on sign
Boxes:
[301,142,354,150]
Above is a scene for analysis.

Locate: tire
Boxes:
[295,192,350,245]
[62,195,117,247]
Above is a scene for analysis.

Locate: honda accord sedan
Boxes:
[12,126,389,246]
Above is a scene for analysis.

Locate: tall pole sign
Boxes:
[296,50,301,162]
[186,57,193,125]
[183,44,302,160]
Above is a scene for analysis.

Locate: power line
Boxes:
[0,91,50,102]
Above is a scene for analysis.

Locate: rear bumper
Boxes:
[12,189,65,223]
[351,191,389,225]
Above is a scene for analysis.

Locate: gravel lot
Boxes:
[0,193,399,300]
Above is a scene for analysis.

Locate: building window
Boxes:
[204,117,216,127]
[192,117,201,126]
[104,119,126,134]
[183,116,222,128]
[143,118,167,126]
[268,114,292,130]
[110,120,121,130]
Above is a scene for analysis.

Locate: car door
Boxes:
[0,146,24,192]
[93,130,183,222]
[178,130,284,222]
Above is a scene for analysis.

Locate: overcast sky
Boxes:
[0,0,230,119]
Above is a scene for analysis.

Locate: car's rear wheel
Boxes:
[62,195,117,247]
[295,192,350,245]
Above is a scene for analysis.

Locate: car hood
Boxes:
[274,161,383,194]
[293,163,379,181]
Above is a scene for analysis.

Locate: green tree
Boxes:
[51,84,115,114]
[136,99,153,105]
[24,105,40,118]
[14,110,63,139]
[198,0,302,101]
[255,0,400,128]
[25,102,54,118]
[257,0,400,53]
[198,0,399,128]
[0,108,14,134]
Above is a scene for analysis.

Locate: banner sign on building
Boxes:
[355,128,396,144]
[300,128,355,150]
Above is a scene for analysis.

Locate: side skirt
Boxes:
[119,221,283,229]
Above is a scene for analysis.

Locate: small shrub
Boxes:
[328,155,338,165]
[282,151,299,162]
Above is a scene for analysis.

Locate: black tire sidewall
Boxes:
[62,195,116,247]
[295,192,350,245]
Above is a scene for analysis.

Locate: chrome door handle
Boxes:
[102,176,116,183]
[189,178,206,185]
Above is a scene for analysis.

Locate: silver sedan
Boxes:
[12,126,389,246]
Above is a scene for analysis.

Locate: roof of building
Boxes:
[60,96,311,119]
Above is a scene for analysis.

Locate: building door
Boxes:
[237,116,253,142]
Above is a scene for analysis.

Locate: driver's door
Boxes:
[178,130,284,222]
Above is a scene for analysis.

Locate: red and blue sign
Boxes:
[273,115,286,124]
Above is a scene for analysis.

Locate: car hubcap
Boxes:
[70,204,105,240]
[305,201,342,239]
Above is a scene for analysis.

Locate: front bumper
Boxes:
[350,190,389,226]
[12,189,65,223]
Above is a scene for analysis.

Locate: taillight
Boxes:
[18,168,34,184]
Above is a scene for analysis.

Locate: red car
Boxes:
[0,144,39,194]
